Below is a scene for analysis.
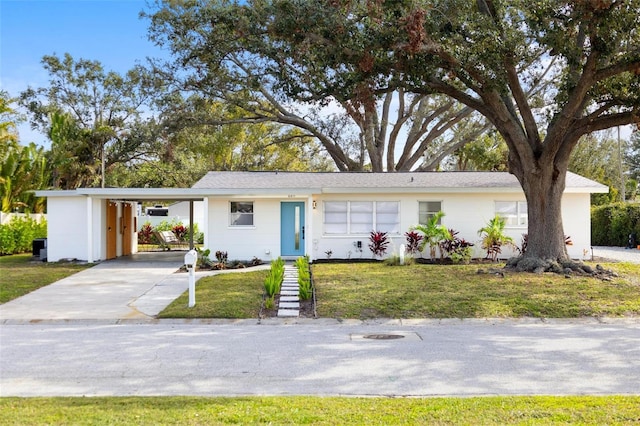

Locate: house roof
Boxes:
[34,171,608,200]
[191,171,609,194]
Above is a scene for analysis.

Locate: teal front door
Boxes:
[281,202,305,257]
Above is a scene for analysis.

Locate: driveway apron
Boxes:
[0,253,186,321]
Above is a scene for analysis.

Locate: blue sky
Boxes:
[1,0,163,145]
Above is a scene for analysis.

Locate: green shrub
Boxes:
[0,216,47,255]
[384,253,414,266]
[591,203,640,246]
[264,257,284,297]
[450,246,473,264]
[296,256,312,300]
[0,225,16,255]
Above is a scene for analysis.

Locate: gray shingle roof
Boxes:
[192,171,608,193]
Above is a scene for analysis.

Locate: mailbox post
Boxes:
[184,249,198,308]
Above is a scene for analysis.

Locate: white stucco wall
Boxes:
[205,191,593,262]
[46,196,89,262]
[561,193,593,259]
[310,192,592,261]
[45,198,139,262]
[205,197,287,262]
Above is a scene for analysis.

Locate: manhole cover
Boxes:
[363,334,405,340]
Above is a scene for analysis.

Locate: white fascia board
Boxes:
[564,187,609,194]
[321,186,608,194]
[320,187,525,194]
[76,188,210,199]
[77,187,319,199]
[34,190,83,197]
[206,188,318,197]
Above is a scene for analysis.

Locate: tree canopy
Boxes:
[144,1,500,172]
[20,53,162,188]
[1,91,47,212]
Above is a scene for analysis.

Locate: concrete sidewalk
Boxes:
[592,246,640,263]
[0,252,269,322]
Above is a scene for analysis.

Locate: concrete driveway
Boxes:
[0,252,188,322]
[1,252,272,323]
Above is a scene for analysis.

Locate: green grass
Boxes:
[158,270,267,318]
[0,253,93,304]
[1,396,639,425]
[313,262,640,319]
[157,261,640,319]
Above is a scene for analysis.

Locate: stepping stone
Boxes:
[281,285,299,290]
[280,290,298,296]
[279,301,300,309]
[280,296,299,302]
[278,309,299,317]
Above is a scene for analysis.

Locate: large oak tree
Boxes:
[157,0,638,270]
[143,0,640,268]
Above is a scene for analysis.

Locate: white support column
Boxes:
[202,197,209,251]
[86,196,93,263]
[189,200,194,250]
[307,195,314,262]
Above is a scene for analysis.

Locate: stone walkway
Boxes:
[277,264,300,317]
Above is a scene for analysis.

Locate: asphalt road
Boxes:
[1,318,639,397]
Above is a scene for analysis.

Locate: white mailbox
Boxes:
[184,249,198,307]
[184,249,198,269]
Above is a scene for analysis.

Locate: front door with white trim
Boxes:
[280,202,305,257]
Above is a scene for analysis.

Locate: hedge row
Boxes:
[591,203,640,247]
[0,216,47,255]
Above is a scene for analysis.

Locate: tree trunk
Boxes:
[520,167,568,262]
[506,161,589,273]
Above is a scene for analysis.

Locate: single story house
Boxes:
[35,171,607,263]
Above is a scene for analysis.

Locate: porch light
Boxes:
[313,200,317,209]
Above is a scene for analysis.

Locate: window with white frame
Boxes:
[418,201,443,225]
[323,201,400,234]
[495,201,527,226]
[229,201,254,226]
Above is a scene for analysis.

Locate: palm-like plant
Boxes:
[412,211,451,260]
[478,215,515,261]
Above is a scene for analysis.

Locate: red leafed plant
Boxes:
[404,230,424,255]
[138,223,154,244]
[172,224,187,241]
[369,230,390,258]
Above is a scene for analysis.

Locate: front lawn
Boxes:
[1,396,639,425]
[158,270,266,318]
[158,261,640,319]
[313,262,640,319]
[0,254,93,304]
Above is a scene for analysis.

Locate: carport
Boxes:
[35,188,211,263]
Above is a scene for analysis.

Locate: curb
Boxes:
[2,316,639,326]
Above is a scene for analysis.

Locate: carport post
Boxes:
[184,250,198,307]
